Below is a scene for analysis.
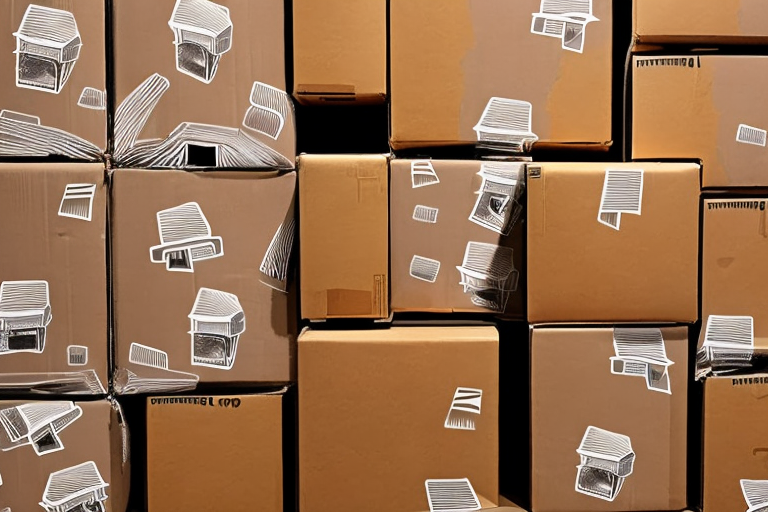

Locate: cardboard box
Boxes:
[0,163,108,395]
[703,376,768,512]
[634,0,768,43]
[293,0,386,104]
[632,53,768,188]
[0,398,130,512]
[0,0,106,159]
[147,390,289,512]
[390,159,525,317]
[527,162,700,323]
[390,0,612,150]
[112,0,295,169]
[299,326,499,512]
[531,325,688,511]
[111,169,297,394]
[299,154,388,320]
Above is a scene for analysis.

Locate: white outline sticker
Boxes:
[611,328,674,394]
[58,184,96,221]
[741,479,768,512]
[474,98,538,151]
[67,345,88,366]
[149,202,223,273]
[425,478,482,512]
[259,217,295,292]
[77,87,107,110]
[40,461,108,512]
[737,124,767,147]
[702,315,755,372]
[444,387,482,431]
[243,81,292,140]
[410,255,441,283]
[597,169,644,230]
[468,162,525,235]
[0,110,100,159]
[0,401,82,456]
[411,160,440,188]
[575,426,634,502]
[530,0,599,53]
[413,205,439,224]
[126,343,200,394]
[188,287,246,370]
[0,280,51,355]
[456,242,518,312]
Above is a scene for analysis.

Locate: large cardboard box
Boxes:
[0,398,130,512]
[632,54,768,188]
[0,0,106,159]
[293,0,386,104]
[299,154,389,320]
[527,162,700,323]
[634,0,768,43]
[390,0,612,150]
[112,0,295,169]
[299,326,499,512]
[0,163,108,395]
[390,159,525,317]
[147,390,290,512]
[112,169,297,394]
[703,376,768,512]
[531,325,688,512]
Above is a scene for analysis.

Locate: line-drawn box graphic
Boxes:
[444,387,482,431]
[456,242,518,313]
[410,255,441,283]
[0,280,52,354]
[67,345,88,366]
[530,0,599,53]
[700,315,755,376]
[14,4,82,94]
[149,202,223,272]
[424,478,482,512]
[168,0,233,84]
[0,401,82,456]
[741,479,768,512]
[77,87,107,111]
[575,426,635,502]
[39,461,108,512]
[243,81,293,140]
[58,184,96,221]
[411,160,440,188]
[188,288,246,370]
[0,109,101,160]
[611,327,674,394]
[473,98,538,152]
[119,343,199,394]
[469,162,525,235]
[598,169,644,230]
[259,218,295,292]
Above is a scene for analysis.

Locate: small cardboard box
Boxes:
[531,325,688,512]
[299,326,499,512]
[527,162,700,323]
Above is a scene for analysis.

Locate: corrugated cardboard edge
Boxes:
[109,398,131,512]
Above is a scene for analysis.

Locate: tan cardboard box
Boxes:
[527,162,700,323]
[112,0,295,169]
[634,0,768,43]
[632,54,768,188]
[0,163,108,395]
[299,154,388,320]
[299,326,499,512]
[531,325,688,512]
[147,391,287,512]
[111,169,297,394]
[390,0,612,150]
[0,399,130,512]
[0,0,106,159]
[293,0,386,104]
[390,159,524,317]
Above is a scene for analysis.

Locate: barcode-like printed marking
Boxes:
[704,315,754,348]
[409,255,441,283]
[598,169,644,230]
[425,478,481,512]
[737,124,767,147]
[413,205,439,223]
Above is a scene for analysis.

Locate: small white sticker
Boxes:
[456,242,518,312]
[67,345,88,366]
[59,184,96,221]
[530,0,599,53]
[243,81,292,140]
[474,97,538,151]
[411,160,440,188]
[259,217,295,291]
[77,88,107,111]
[410,255,441,283]
[598,169,644,230]
[189,287,245,370]
[736,124,767,147]
[576,426,635,502]
[468,162,525,235]
[425,478,481,512]
[150,202,224,273]
[702,315,755,371]
[413,205,439,224]
[611,328,673,394]
[444,387,482,430]
[0,401,82,456]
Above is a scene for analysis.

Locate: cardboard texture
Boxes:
[531,325,689,512]
[632,54,768,188]
[146,391,285,512]
[0,399,130,512]
[634,0,768,43]
[527,162,700,323]
[299,326,499,512]
[390,159,525,317]
[703,376,768,512]
[0,163,108,395]
[293,0,386,104]
[299,154,388,320]
[390,0,612,150]
[0,0,106,159]
[112,0,295,169]
[111,169,297,394]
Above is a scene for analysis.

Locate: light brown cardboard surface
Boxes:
[299,326,499,512]
[527,162,700,323]
[299,154,388,319]
[146,392,284,512]
[531,326,688,512]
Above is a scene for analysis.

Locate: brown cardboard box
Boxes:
[111,169,297,394]
[147,390,287,512]
[390,159,525,317]
[531,325,688,512]
[703,376,768,512]
[293,0,386,104]
[299,326,499,512]
[0,163,108,395]
[390,0,612,150]
[299,154,388,320]
[0,399,130,512]
[527,162,700,323]
[634,0,768,43]
[112,0,295,169]
[0,0,106,159]
[632,54,768,188]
